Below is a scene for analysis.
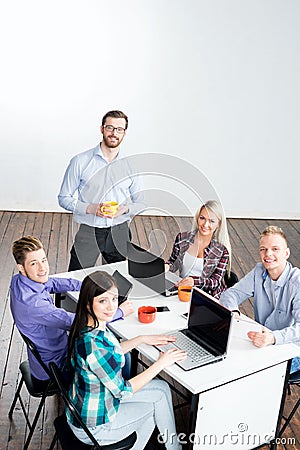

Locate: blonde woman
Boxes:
[166,200,231,299]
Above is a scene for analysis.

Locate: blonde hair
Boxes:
[260,225,288,245]
[193,200,231,273]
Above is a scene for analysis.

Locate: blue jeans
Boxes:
[122,352,131,379]
[69,379,182,450]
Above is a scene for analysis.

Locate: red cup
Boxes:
[138,306,157,323]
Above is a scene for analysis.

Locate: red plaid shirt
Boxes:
[167,231,229,299]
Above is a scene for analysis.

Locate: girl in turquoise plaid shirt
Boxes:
[67,271,186,449]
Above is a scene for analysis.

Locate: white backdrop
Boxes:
[0,0,299,218]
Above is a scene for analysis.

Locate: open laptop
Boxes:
[112,270,133,304]
[157,287,233,370]
[127,242,179,296]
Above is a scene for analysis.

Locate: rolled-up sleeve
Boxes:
[47,277,82,293]
[167,233,184,273]
[58,156,87,215]
[194,248,229,292]
[220,269,256,310]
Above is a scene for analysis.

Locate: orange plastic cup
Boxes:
[138,306,157,323]
[178,286,192,302]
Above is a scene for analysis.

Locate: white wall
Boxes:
[0,0,299,218]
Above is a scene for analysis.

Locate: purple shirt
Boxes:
[10,273,125,380]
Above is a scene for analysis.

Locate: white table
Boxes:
[56,261,300,450]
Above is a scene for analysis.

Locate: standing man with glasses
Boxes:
[58,110,145,271]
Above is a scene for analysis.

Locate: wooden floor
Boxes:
[0,211,300,449]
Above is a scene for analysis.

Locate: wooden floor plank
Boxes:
[227,219,253,278]
[273,220,300,268]
[148,215,169,259]
[133,215,151,249]
[163,214,186,249]
[55,212,71,274]
[0,211,299,449]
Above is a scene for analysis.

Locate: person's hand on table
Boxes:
[247,328,275,347]
[157,348,187,368]
[141,334,177,347]
[119,300,134,317]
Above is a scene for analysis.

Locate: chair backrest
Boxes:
[224,270,239,288]
[20,332,52,379]
[49,362,101,448]
[289,369,300,384]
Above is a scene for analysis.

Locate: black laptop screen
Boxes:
[112,270,133,304]
[188,288,232,354]
[127,242,166,295]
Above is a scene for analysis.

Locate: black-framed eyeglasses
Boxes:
[103,125,126,134]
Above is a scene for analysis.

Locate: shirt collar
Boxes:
[17,272,46,292]
[94,142,124,162]
[189,230,198,243]
[263,261,291,286]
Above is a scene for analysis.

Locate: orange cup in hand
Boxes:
[178,286,193,302]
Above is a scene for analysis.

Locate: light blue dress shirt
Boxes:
[220,262,300,372]
[58,144,145,228]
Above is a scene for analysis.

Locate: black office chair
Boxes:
[224,270,239,288]
[48,362,137,450]
[278,369,300,438]
[8,332,59,450]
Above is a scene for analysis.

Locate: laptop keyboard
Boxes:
[170,331,213,363]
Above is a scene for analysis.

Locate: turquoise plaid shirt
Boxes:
[67,326,133,428]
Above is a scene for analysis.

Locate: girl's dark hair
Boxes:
[68,271,116,365]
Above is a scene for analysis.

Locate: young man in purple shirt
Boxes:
[10,236,133,383]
